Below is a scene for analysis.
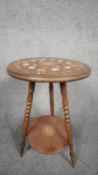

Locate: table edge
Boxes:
[6,67,91,83]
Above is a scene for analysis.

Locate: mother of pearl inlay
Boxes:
[41,125,56,137]
[37,69,45,72]
[41,58,47,61]
[64,66,71,69]
[31,59,36,61]
[13,58,87,78]
[65,61,72,65]
[28,66,36,69]
[51,68,59,71]
[57,59,63,63]
[23,63,29,66]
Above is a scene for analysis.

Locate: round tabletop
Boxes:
[7,57,91,82]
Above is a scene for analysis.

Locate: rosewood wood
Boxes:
[28,115,67,154]
[60,82,75,167]
[7,57,91,82]
[49,83,54,116]
[20,81,35,156]
[6,57,91,167]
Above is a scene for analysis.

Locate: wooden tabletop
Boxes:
[7,57,91,82]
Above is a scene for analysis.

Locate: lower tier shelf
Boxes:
[28,115,68,154]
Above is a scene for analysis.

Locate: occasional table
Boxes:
[7,57,91,167]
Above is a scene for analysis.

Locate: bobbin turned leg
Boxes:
[20,81,35,156]
[49,83,54,116]
[60,82,75,167]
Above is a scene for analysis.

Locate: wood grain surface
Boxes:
[7,57,91,82]
[28,115,67,154]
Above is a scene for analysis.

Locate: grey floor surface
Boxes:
[0,0,98,175]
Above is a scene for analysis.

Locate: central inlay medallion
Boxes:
[41,125,56,137]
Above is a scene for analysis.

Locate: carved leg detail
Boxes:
[20,82,35,156]
[60,82,75,167]
[49,83,54,116]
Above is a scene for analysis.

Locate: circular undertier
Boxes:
[28,115,68,154]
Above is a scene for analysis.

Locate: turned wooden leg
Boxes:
[20,81,35,156]
[60,82,75,167]
[49,83,54,116]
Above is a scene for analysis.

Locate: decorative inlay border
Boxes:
[11,58,88,77]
